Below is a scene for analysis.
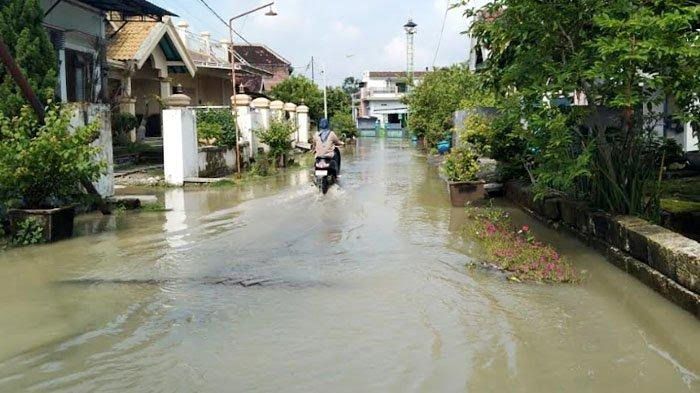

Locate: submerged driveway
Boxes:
[0,139,698,392]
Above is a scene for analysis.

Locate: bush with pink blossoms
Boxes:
[464,207,579,283]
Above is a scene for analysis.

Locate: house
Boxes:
[40,0,177,197]
[41,0,176,104]
[107,19,274,138]
[354,71,428,133]
[107,17,196,138]
[233,44,292,91]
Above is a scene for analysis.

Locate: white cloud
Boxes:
[333,21,361,40]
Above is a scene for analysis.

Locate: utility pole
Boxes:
[229,2,277,174]
[311,56,315,84]
[322,63,328,120]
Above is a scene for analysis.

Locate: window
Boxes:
[65,49,95,102]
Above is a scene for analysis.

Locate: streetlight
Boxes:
[229,2,277,174]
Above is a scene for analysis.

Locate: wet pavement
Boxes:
[0,139,698,392]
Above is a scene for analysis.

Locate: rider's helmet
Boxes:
[319,118,330,130]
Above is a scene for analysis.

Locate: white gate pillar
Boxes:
[296,104,310,144]
[284,103,297,142]
[232,93,254,155]
[163,92,198,186]
[252,97,271,131]
[270,100,284,122]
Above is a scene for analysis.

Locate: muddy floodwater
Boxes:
[0,139,698,392]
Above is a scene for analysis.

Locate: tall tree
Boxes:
[270,76,323,121]
[404,65,481,147]
[463,0,700,215]
[342,76,360,95]
[0,0,57,118]
[326,86,351,120]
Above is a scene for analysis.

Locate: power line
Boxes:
[195,0,252,45]
[433,0,451,67]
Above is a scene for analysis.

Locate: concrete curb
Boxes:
[505,181,700,319]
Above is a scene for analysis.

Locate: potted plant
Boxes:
[0,106,105,243]
[442,146,485,207]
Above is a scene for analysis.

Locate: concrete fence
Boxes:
[68,103,115,197]
[163,92,310,186]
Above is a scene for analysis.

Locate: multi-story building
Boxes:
[353,71,427,134]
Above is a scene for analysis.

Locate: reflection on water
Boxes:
[0,139,697,393]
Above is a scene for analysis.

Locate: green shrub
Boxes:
[197,109,237,149]
[249,153,274,176]
[257,120,294,167]
[11,217,44,246]
[461,114,494,156]
[656,138,685,165]
[404,65,488,147]
[332,112,357,139]
[0,0,57,118]
[0,106,105,208]
[442,147,480,182]
[111,112,138,145]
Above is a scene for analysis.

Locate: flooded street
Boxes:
[0,139,698,392]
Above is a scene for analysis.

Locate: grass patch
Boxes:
[660,177,700,198]
[660,198,700,214]
[464,206,580,283]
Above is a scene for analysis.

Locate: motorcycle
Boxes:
[314,148,341,194]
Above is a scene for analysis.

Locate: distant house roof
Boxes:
[233,44,291,66]
[107,19,196,76]
[187,49,272,77]
[368,71,429,78]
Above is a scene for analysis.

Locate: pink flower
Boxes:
[486,223,497,235]
[522,225,530,232]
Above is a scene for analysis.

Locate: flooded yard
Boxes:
[0,139,697,392]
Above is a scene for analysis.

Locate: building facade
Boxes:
[354,71,427,132]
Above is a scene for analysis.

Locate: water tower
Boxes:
[404,18,418,84]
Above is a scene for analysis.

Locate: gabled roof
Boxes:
[107,18,196,76]
[232,44,291,66]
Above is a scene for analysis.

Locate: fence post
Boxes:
[163,92,198,186]
[232,93,254,155]
[284,103,297,142]
[252,97,271,131]
[296,104,310,144]
[270,100,284,122]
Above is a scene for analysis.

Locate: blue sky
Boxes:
[149,0,472,85]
